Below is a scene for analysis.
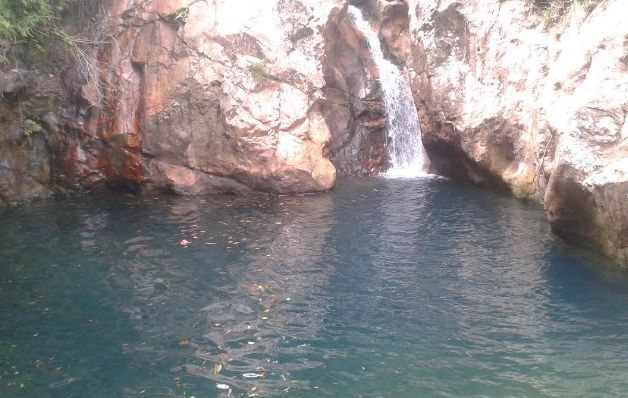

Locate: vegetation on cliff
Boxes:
[528,0,604,27]
[0,0,93,63]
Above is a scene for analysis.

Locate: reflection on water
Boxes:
[1,178,628,398]
[180,194,336,395]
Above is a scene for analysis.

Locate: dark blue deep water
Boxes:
[1,177,628,398]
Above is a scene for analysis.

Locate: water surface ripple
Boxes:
[1,178,627,397]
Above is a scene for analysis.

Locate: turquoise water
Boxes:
[1,177,628,398]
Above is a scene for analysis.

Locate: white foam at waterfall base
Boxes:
[348,6,429,178]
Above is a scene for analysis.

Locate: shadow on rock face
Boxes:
[421,115,527,195]
[545,164,628,265]
[545,164,598,244]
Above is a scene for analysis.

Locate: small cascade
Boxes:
[348,6,428,178]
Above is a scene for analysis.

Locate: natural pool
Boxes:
[1,177,628,398]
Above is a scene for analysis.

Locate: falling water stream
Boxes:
[348,6,428,177]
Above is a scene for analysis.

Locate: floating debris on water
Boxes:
[243,372,264,378]
[211,363,222,374]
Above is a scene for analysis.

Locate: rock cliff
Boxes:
[0,0,626,265]
[0,0,408,198]
[407,0,627,265]
[2,0,348,198]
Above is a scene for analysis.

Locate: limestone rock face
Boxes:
[2,0,401,199]
[1,0,345,198]
[408,0,628,264]
[93,0,341,194]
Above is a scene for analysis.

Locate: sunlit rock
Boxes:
[407,0,628,264]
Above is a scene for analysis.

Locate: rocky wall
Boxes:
[407,0,628,264]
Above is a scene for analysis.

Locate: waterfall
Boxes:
[348,6,428,178]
